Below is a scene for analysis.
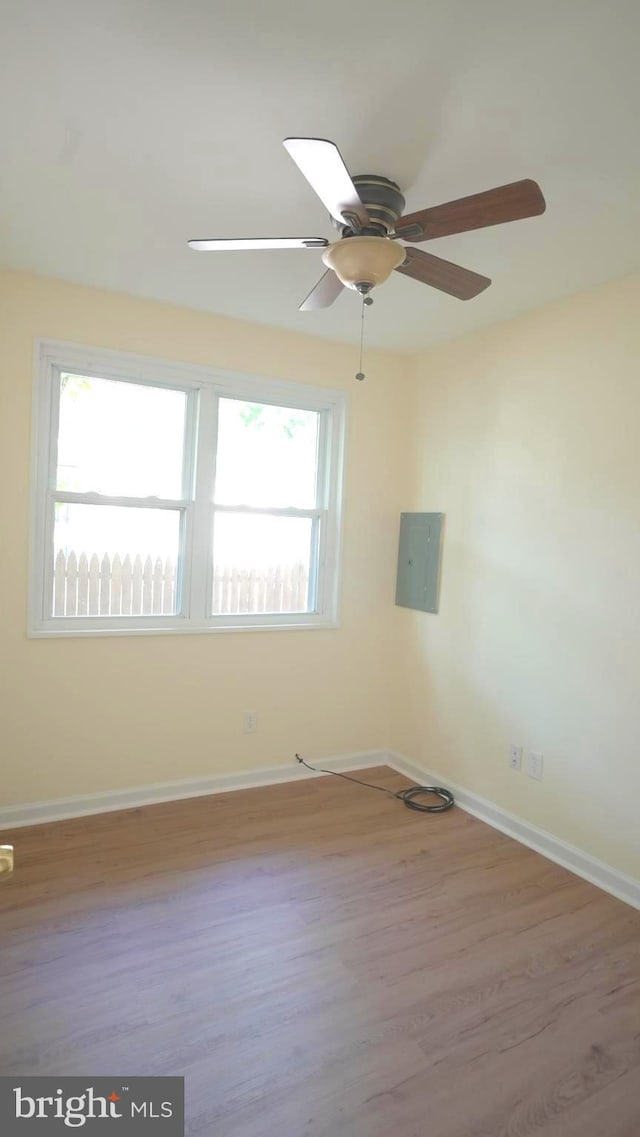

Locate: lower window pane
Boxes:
[52,504,181,617]
[212,512,314,615]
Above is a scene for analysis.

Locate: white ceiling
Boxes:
[2,0,639,351]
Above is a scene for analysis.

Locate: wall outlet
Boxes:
[508,744,523,771]
[242,711,258,734]
[527,750,544,780]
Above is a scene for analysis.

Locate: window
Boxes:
[30,342,346,636]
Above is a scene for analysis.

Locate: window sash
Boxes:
[211,505,323,616]
[212,394,323,513]
[47,494,191,618]
[30,341,346,636]
[43,367,198,621]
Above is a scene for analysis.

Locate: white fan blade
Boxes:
[188,237,328,251]
[299,269,344,311]
[283,138,369,229]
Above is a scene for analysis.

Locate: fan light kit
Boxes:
[322,236,405,289]
[189,137,546,380]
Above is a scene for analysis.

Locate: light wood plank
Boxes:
[1,768,638,1136]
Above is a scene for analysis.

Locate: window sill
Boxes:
[27,618,341,639]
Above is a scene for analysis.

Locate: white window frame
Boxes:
[29,340,346,637]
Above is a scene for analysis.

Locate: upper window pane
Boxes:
[214,399,319,509]
[56,373,187,499]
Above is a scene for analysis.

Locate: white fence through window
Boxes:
[52,550,310,616]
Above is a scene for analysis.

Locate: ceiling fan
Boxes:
[189,138,546,310]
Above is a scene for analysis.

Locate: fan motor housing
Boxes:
[335,175,405,236]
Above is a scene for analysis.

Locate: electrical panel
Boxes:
[395,512,444,613]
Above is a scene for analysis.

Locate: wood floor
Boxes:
[1,767,639,1136]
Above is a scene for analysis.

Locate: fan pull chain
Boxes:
[355,294,373,382]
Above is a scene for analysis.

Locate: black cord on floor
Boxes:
[295,754,454,814]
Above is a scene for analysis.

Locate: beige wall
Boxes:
[2,267,638,884]
[0,269,411,804]
[397,273,640,878]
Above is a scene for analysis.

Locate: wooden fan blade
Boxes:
[188,237,328,251]
[283,138,369,229]
[395,247,491,300]
[394,180,545,242]
[299,269,344,311]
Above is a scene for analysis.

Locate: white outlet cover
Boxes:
[509,744,523,770]
[528,751,544,780]
[242,711,258,734]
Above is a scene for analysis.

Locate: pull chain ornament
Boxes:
[355,294,373,381]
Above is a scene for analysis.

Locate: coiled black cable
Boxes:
[295,754,454,813]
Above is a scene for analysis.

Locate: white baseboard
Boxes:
[0,750,388,831]
[388,752,640,912]
[2,747,638,913]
